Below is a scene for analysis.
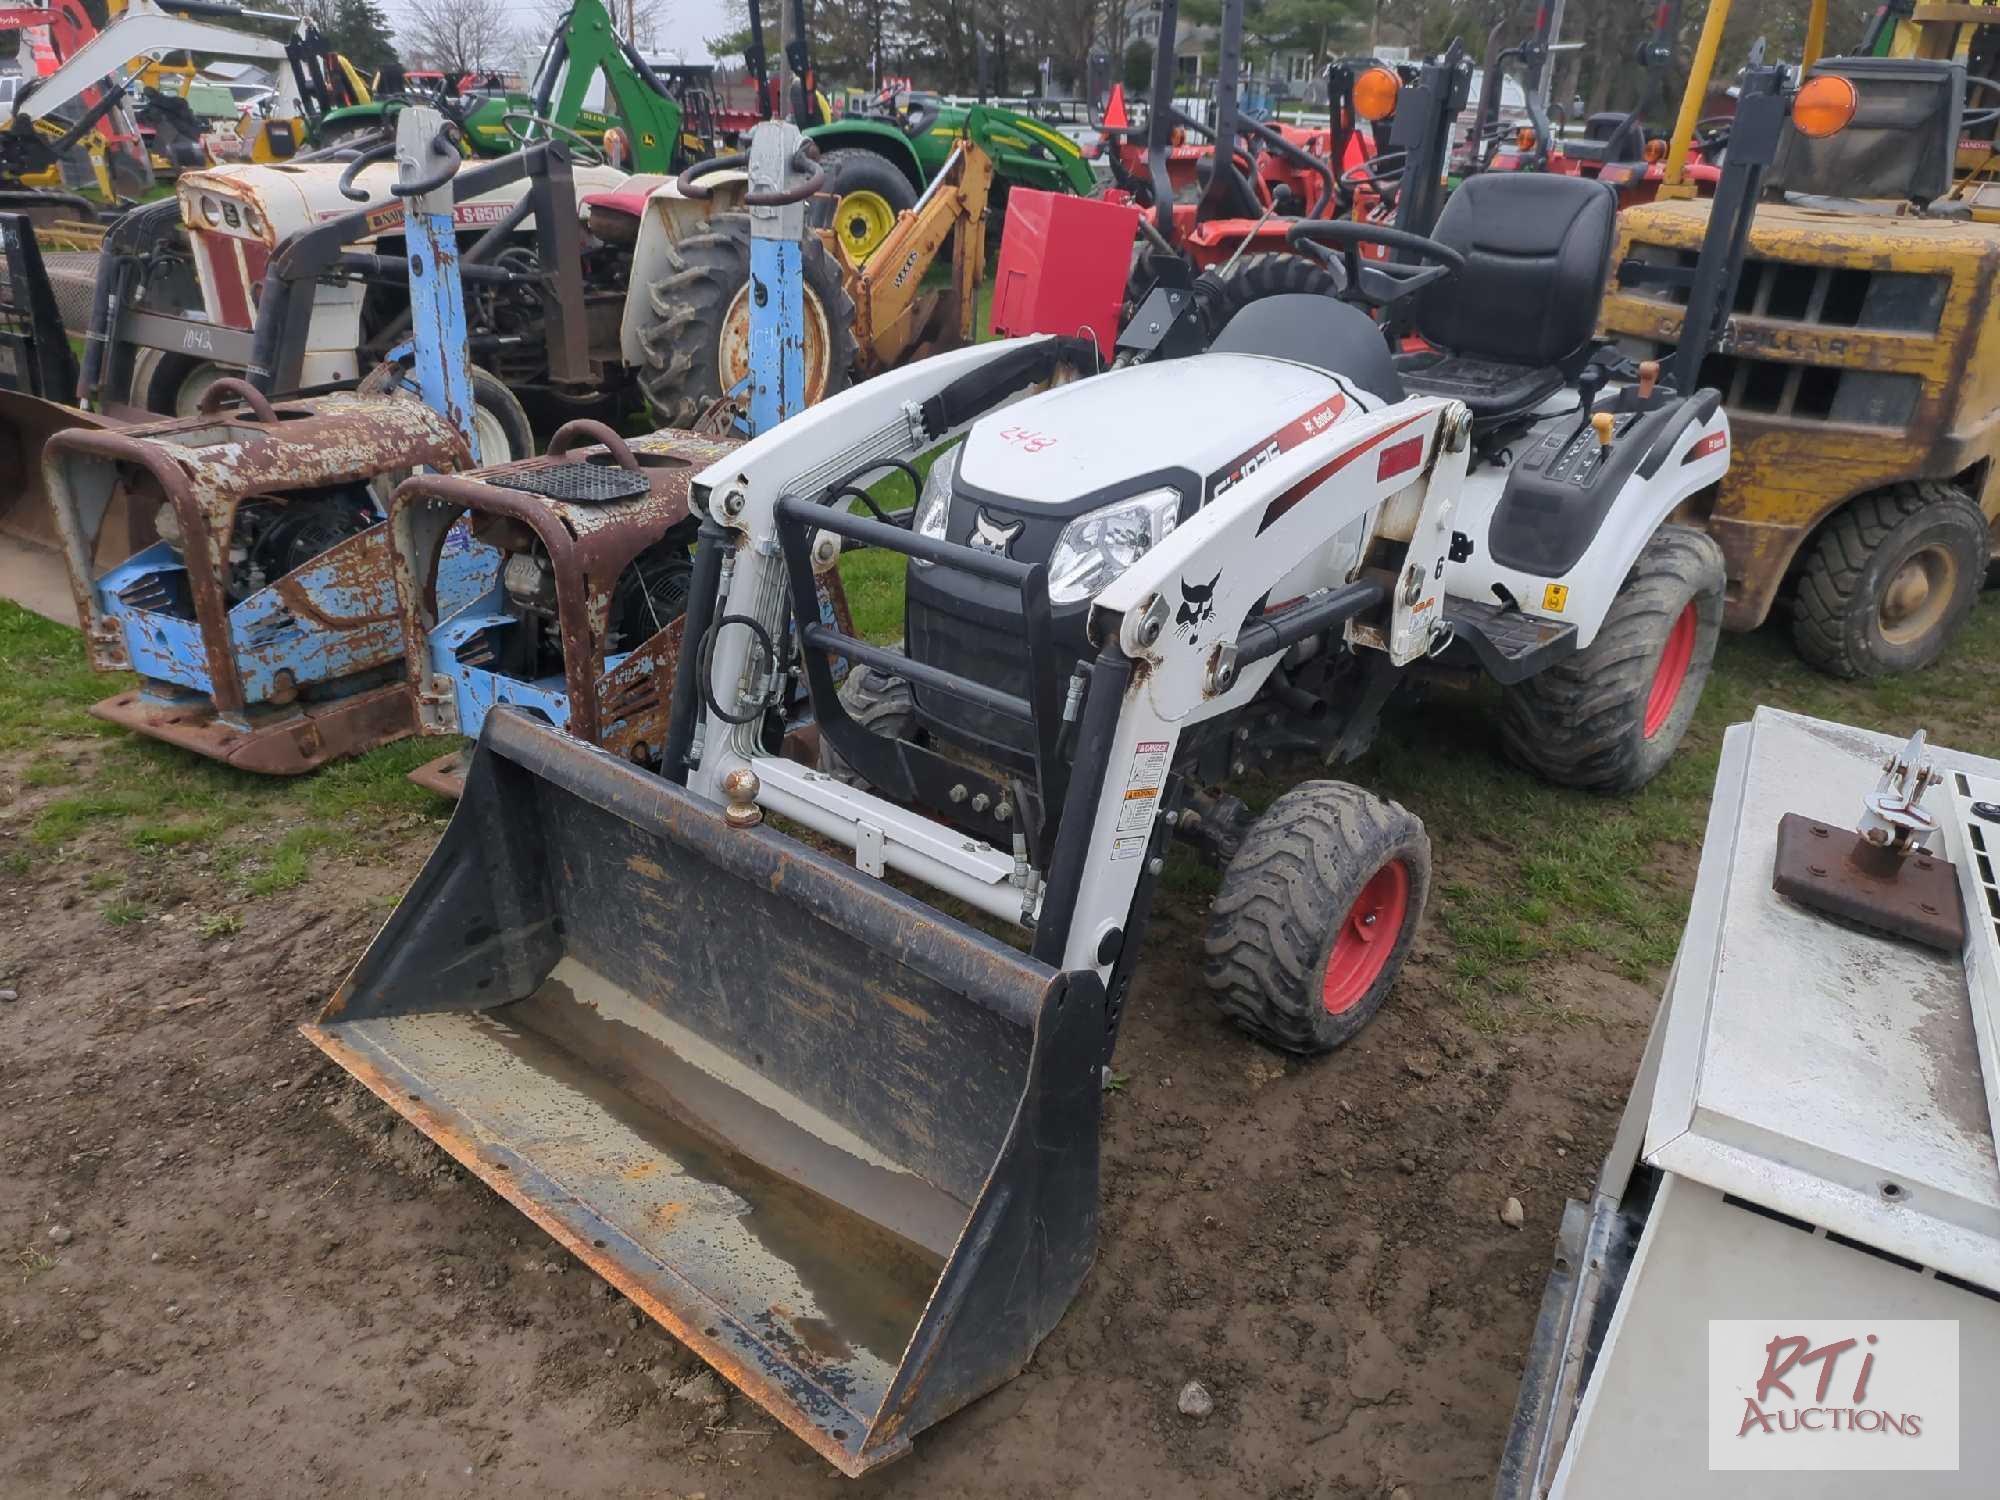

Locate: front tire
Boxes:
[357,363,535,466]
[1499,525,1725,794]
[818,148,917,264]
[1201,781,1430,1055]
[1791,483,1988,678]
[635,211,857,428]
[817,662,915,785]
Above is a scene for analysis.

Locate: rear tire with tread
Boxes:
[1202,781,1429,1055]
[1790,482,1988,679]
[1203,252,1342,336]
[1499,524,1724,794]
[635,212,857,428]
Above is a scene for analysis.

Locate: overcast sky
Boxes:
[381,0,739,68]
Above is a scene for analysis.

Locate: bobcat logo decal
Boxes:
[1175,570,1221,640]
[969,510,1023,556]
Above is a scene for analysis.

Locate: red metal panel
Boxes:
[988,190,1140,359]
[195,229,253,330]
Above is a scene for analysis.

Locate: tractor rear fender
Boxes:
[317,102,390,137]
[618,173,749,367]
[803,121,927,190]
[1450,397,1732,648]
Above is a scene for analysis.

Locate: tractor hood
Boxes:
[954,353,1370,512]
[177,160,635,248]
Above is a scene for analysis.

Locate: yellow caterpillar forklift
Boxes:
[1600,0,2000,676]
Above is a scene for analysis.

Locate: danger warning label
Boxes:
[1110,740,1171,860]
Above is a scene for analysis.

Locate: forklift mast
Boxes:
[1389,42,1472,236]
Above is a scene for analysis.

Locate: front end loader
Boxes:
[302,336,1438,1471]
[303,45,1785,1450]
[0,208,132,621]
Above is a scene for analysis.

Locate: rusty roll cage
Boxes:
[46,379,470,716]
[388,419,743,758]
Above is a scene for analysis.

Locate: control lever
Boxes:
[1588,411,1616,479]
[1569,360,1609,446]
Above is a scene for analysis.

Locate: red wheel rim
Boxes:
[1643,603,1697,740]
[1321,860,1410,1015]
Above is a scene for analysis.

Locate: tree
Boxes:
[533,0,681,58]
[1123,37,1151,90]
[302,0,399,74]
[402,0,517,77]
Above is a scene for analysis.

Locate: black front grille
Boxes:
[905,586,1041,763]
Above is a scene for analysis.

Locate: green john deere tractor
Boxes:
[806,90,1098,262]
[316,0,709,172]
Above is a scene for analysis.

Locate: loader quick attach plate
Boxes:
[1771,811,1967,952]
[304,709,1108,1475]
[491,461,654,504]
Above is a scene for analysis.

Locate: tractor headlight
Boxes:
[910,445,960,557]
[1046,488,1180,605]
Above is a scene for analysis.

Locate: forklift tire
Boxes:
[816,661,915,785]
[1202,781,1430,1056]
[1498,525,1725,794]
[1203,253,1342,336]
[1790,483,1988,679]
[817,149,917,264]
[635,212,857,429]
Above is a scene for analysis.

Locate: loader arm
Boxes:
[687,347,1468,978]
[16,0,300,124]
[533,0,690,173]
[846,135,995,369]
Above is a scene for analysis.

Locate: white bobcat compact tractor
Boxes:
[304,242,1732,1474]
[295,56,1853,1476]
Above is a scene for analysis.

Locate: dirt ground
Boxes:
[0,724,1658,1500]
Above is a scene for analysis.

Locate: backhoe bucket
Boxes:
[304,709,1106,1476]
[0,392,120,623]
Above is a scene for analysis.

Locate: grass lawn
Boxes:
[841,543,2000,1032]
[0,602,451,917]
[7,562,1999,1036]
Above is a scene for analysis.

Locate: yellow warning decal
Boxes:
[1541,583,1569,613]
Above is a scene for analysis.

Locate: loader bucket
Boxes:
[304,709,1106,1476]
[0,392,123,624]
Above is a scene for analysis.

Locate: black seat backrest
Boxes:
[1209,293,1405,403]
[1413,173,1618,371]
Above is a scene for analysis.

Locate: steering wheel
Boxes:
[1961,74,2000,129]
[1692,115,1734,154]
[1339,148,1406,209]
[1287,218,1466,312]
[501,111,605,166]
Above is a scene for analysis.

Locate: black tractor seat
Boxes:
[1560,111,1648,165]
[1395,172,1620,432]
